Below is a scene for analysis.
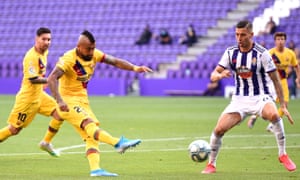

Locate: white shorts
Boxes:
[222,94,276,120]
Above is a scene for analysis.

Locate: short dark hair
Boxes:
[236,20,252,31]
[81,30,95,43]
[36,27,51,36]
[274,32,287,40]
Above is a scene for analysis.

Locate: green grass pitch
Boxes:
[0,95,299,180]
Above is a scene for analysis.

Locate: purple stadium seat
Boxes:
[191,70,202,79]
[167,70,176,79]
[4,0,298,95]
[201,69,211,79]
[180,61,189,71]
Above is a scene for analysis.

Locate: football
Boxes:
[188,140,211,162]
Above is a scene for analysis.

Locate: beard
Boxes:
[76,49,93,61]
[81,55,93,61]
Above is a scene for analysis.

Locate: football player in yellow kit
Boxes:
[47,30,152,177]
[247,32,300,131]
[0,27,63,156]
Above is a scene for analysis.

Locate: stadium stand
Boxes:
[0,0,299,96]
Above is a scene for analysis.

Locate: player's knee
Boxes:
[81,118,94,129]
[270,114,280,122]
[214,128,225,137]
[93,129,100,141]
[51,109,63,121]
[263,111,279,122]
[8,125,22,135]
[81,119,99,140]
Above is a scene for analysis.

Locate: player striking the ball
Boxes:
[47,30,152,177]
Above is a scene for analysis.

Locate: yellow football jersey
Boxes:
[269,47,297,79]
[17,47,48,102]
[56,48,105,99]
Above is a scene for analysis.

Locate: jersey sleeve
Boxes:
[56,52,73,72]
[23,52,39,80]
[218,48,231,69]
[261,50,277,72]
[94,49,105,63]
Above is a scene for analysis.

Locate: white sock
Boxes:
[209,132,222,166]
[272,119,286,156]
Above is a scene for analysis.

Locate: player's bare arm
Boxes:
[210,65,231,82]
[293,65,300,88]
[269,70,294,124]
[269,71,285,106]
[103,54,153,73]
[47,67,69,112]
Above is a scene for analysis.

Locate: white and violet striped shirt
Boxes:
[219,43,277,97]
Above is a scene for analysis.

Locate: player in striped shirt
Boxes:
[202,20,296,174]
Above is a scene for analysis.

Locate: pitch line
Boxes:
[56,133,300,152]
[0,134,299,156]
[143,133,300,141]
[1,145,300,157]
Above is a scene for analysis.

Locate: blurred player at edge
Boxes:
[47,30,152,177]
[201,20,296,174]
[247,32,300,132]
[0,27,63,157]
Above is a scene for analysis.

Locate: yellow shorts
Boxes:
[7,92,56,128]
[56,97,99,140]
[276,79,289,103]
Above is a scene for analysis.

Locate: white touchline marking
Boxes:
[57,144,85,151]
[1,145,300,157]
[0,134,299,156]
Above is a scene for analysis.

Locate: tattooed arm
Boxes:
[47,67,69,112]
[103,54,153,73]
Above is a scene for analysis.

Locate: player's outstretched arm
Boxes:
[293,65,300,88]
[103,54,153,73]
